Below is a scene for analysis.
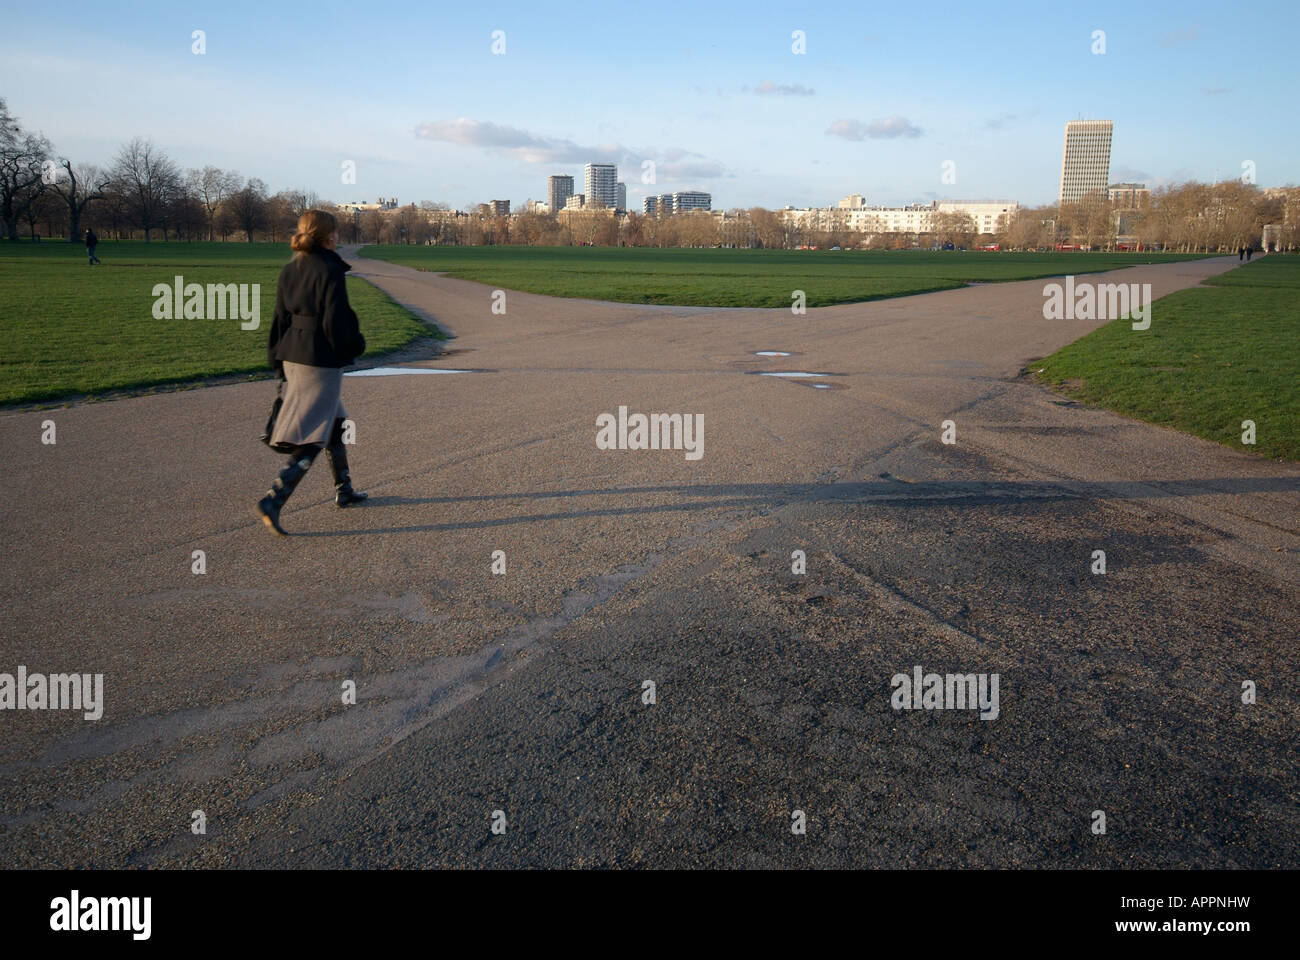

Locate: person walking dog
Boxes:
[256,210,368,535]
[84,228,101,265]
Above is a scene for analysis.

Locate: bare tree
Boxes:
[110,138,181,241]
[280,189,322,218]
[406,203,433,244]
[227,177,269,242]
[11,174,49,240]
[265,192,293,242]
[273,190,333,241]
[96,181,130,240]
[340,209,361,243]
[0,97,52,240]
[169,191,209,241]
[748,207,783,249]
[1080,195,1113,250]
[391,203,420,244]
[619,211,645,247]
[932,211,976,248]
[419,201,452,245]
[187,166,241,241]
[214,201,238,242]
[51,160,109,241]
[359,208,384,243]
[21,186,61,239]
[1003,206,1051,250]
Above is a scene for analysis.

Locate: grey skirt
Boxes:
[270,361,347,447]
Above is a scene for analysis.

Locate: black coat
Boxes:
[267,248,366,371]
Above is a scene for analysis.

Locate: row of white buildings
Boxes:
[643,191,712,215]
[781,197,1021,236]
[338,197,399,213]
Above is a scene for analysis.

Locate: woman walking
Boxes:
[257,210,368,535]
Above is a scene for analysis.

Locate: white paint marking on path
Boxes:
[345,367,472,377]
[755,371,829,379]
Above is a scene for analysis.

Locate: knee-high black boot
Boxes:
[256,448,319,535]
[326,418,367,508]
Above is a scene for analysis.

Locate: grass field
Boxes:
[0,241,434,406]
[360,244,1211,308]
[1033,255,1299,461]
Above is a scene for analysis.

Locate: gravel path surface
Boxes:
[2,252,1295,867]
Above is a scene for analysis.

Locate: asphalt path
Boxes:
[1,251,1296,867]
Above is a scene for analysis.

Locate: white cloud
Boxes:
[414,118,727,179]
[1161,26,1198,47]
[754,81,815,96]
[826,116,923,140]
[414,119,602,163]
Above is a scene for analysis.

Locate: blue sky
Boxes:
[2,0,1295,211]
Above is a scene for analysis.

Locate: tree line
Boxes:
[4,96,1294,252]
[2,97,323,242]
[293,186,1300,254]
[1004,182,1295,253]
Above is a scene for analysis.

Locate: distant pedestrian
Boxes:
[256,209,368,536]
[1246,245,1253,261]
[1239,245,1245,261]
[84,228,100,265]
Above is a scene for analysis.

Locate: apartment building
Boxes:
[672,191,712,212]
[1059,120,1113,205]
[584,163,619,208]
[1107,183,1150,208]
[547,175,574,215]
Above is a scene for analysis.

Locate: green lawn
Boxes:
[1033,255,1300,461]
[0,241,434,406]
[360,245,1211,308]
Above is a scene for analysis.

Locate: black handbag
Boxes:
[259,380,284,448]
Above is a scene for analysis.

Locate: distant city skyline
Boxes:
[2,0,1296,212]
